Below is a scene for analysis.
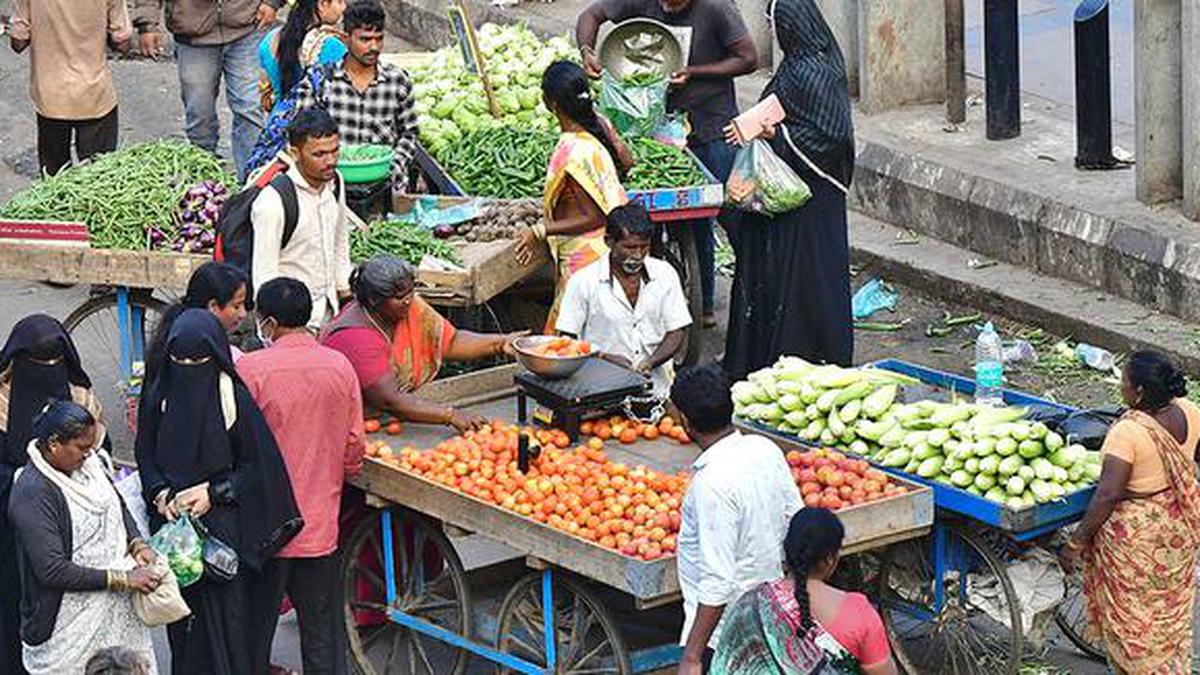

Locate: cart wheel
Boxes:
[63,290,170,453]
[877,527,1023,675]
[343,509,472,675]
[657,225,703,368]
[495,572,631,675]
[1054,570,1106,661]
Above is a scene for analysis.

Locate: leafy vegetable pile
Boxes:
[339,144,393,163]
[0,140,236,250]
[626,138,708,190]
[350,218,461,265]
[412,24,576,156]
[434,127,557,200]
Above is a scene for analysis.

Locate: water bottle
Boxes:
[974,322,1005,407]
[1076,343,1115,372]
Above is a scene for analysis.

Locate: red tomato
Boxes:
[386,421,403,435]
[798,469,818,484]
[803,493,822,508]
[786,450,803,467]
[819,494,843,510]
[825,471,845,488]
[800,482,822,496]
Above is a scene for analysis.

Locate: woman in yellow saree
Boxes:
[515,61,632,332]
[1059,350,1200,674]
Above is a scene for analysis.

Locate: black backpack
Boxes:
[213,160,340,304]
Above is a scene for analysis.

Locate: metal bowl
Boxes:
[512,336,596,380]
[597,19,685,80]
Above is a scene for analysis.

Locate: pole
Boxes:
[945,0,966,125]
[1074,0,1120,169]
[983,0,1020,139]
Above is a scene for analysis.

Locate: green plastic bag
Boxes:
[599,70,668,139]
[148,513,205,588]
[725,139,812,216]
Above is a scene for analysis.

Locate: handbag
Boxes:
[132,556,191,627]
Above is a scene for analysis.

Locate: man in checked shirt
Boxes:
[292,0,417,184]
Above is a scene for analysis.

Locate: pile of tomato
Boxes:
[528,337,593,358]
[786,448,909,511]
[580,415,690,445]
[367,421,688,561]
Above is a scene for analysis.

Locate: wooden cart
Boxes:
[342,365,934,675]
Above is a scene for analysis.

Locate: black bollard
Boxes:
[984,0,1020,140]
[1074,0,1122,169]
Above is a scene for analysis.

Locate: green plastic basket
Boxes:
[338,144,392,184]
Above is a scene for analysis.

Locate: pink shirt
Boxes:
[237,332,365,557]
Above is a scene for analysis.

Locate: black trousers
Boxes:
[36,106,119,176]
[256,554,348,675]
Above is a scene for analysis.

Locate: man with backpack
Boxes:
[247,108,351,328]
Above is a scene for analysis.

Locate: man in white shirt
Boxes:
[556,203,692,398]
[251,107,352,328]
[671,363,802,674]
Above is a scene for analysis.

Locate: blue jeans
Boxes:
[176,30,265,180]
[689,138,738,315]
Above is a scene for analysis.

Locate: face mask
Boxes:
[620,257,646,276]
[256,319,274,348]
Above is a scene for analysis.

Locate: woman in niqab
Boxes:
[134,309,302,675]
[723,0,856,379]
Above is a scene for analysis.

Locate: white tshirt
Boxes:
[676,430,803,649]
[555,256,692,397]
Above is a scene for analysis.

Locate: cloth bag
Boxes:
[726,138,811,215]
[132,555,191,627]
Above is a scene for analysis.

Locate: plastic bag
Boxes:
[133,555,191,627]
[651,112,691,148]
[148,514,205,588]
[599,70,668,139]
[851,278,899,320]
[725,139,811,215]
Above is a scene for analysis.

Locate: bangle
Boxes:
[106,570,128,591]
[531,222,547,242]
[442,408,455,426]
[1065,538,1084,552]
[128,538,146,556]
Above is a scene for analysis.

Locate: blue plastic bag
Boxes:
[851,278,899,320]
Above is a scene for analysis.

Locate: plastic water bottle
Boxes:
[1075,343,1115,372]
[974,322,1005,407]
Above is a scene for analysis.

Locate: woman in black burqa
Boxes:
[723,0,856,379]
[0,314,103,675]
[134,309,302,675]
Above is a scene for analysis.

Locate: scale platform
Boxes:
[514,358,651,440]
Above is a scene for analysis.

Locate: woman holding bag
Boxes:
[134,309,302,675]
[722,0,855,379]
[7,401,159,675]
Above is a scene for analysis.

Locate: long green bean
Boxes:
[350,219,461,265]
[0,141,236,250]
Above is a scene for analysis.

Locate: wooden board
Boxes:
[0,242,208,289]
[350,366,934,601]
[394,194,551,307]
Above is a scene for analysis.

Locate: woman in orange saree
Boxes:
[515,61,632,333]
[1060,350,1200,674]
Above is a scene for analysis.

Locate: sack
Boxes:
[133,555,191,627]
[726,138,812,215]
[247,63,332,176]
[148,514,205,588]
[599,70,668,139]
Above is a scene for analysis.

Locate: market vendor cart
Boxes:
[414,146,722,367]
[737,359,1105,674]
[342,363,934,675]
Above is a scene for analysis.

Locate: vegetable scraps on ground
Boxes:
[732,356,1101,509]
[0,140,236,251]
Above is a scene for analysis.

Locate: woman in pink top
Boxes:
[712,508,897,674]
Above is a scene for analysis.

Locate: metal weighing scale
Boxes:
[514,357,651,444]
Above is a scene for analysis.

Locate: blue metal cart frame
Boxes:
[737,358,1104,673]
[375,508,682,674]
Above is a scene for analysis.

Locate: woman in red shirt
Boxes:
[712,507,897,674]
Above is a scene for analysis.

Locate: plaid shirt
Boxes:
[294,60,418,181]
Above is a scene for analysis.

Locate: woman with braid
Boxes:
[711,508,896,674]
